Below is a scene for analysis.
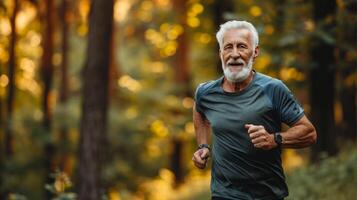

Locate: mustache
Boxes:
[227,59,245,66]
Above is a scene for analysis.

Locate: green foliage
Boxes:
[287,147,357,200]
[45,170,77,200]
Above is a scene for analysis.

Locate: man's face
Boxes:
[220,28,259,83]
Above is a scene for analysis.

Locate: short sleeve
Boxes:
[273,81,304,126]
[194,83,205,115]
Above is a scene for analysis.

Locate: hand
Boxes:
[192,148,210,169]
[245,124,277,150]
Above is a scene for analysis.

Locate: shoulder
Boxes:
[254,72,289,92]
[195,77,222,100]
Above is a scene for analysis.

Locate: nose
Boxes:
[231,47,240,59]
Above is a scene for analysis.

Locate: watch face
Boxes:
[275,133,282,144]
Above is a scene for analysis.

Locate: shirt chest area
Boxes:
[201,91,276,131]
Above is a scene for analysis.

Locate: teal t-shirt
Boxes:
[195,72,304,200]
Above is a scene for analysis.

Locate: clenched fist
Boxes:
[245,124,277,150]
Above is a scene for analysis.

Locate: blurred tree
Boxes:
[5,0,19,158]
[77,0,113,199]
[310,0,337,159]
[171,0,189,186]
[40,0,56,198]
[1,0,18,198]
[58,0,70,173]
[337,0,357,140]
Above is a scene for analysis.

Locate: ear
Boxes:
[253,46,260,61]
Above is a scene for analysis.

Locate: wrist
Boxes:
[197,144,211,151]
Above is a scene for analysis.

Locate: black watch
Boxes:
[198,144,211,151]
[274,132,283,147]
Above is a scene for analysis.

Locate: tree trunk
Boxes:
[1,1,18,198]
[5,0,19,158]
[77,0,113,199]
[59,0,70,173]
[310,0,337,160]
[338,1,357,140]
[42,0,55,130]
[41,0,56,199]
[171,0,189,186]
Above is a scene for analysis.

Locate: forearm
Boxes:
[193,104,211,145]
[281,116,317,148]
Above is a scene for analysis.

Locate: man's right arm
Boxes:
[192,103,211,169]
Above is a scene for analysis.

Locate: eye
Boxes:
[238,44,247,49]
[224,44,233,50]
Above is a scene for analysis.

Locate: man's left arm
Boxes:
[246,115,317,150]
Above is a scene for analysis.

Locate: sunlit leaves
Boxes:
[145,24,183,57]
[279,67,305,82]
[118,75,142,92]
[249,6,262,17]
[187,3,204,28]
[15,3,36,33]
[0,16,11,36]
[114,0,132,22]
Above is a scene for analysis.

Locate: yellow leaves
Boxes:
[77,24,88,37]
[53,171,73,193]
[125,106,138,119]
[184,122,194,135]
[149,61,167,74]
[0,46,9,63]
[16,3,36,33]
[145,24,183,57]
[118,75,142,92]
[304,19,315,32]
[17,58,41,96]
[140,168,211,200]
[250,6,262,17]
[254,54,271,71]
[154,0,171,10]
[114,0,132,22]
[194,32,212,44]
[28,31,41,47]
[151,120,169,137]
[161,40,178,57]
[282,149,304,171]
[108,188,122,200]
[0,74,9,87]
[140,168,175,200]
[79,0,90,20]
[264,25,275,35]
[187,3,204,28]
[20,58,35,78]
[280,67,305,82]
[182,97,194,109]
[0,16,11,36]
[138,0,153,22]
[0,74,8,97]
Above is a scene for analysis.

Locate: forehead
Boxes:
[222,28,253,46]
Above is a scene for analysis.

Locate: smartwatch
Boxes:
[198,144,211,151]
[274,132,283,147]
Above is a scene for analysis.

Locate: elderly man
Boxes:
[192,20,317,200]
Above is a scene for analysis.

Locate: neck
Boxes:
[223,71,255,92]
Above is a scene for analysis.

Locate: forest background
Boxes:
[0,0,356,199]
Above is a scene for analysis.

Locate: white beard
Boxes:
[222,55,253,83]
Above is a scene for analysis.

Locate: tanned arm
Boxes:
[192,104,211,169]
[246,115,317,150]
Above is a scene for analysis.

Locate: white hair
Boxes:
[216,20,259,50]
